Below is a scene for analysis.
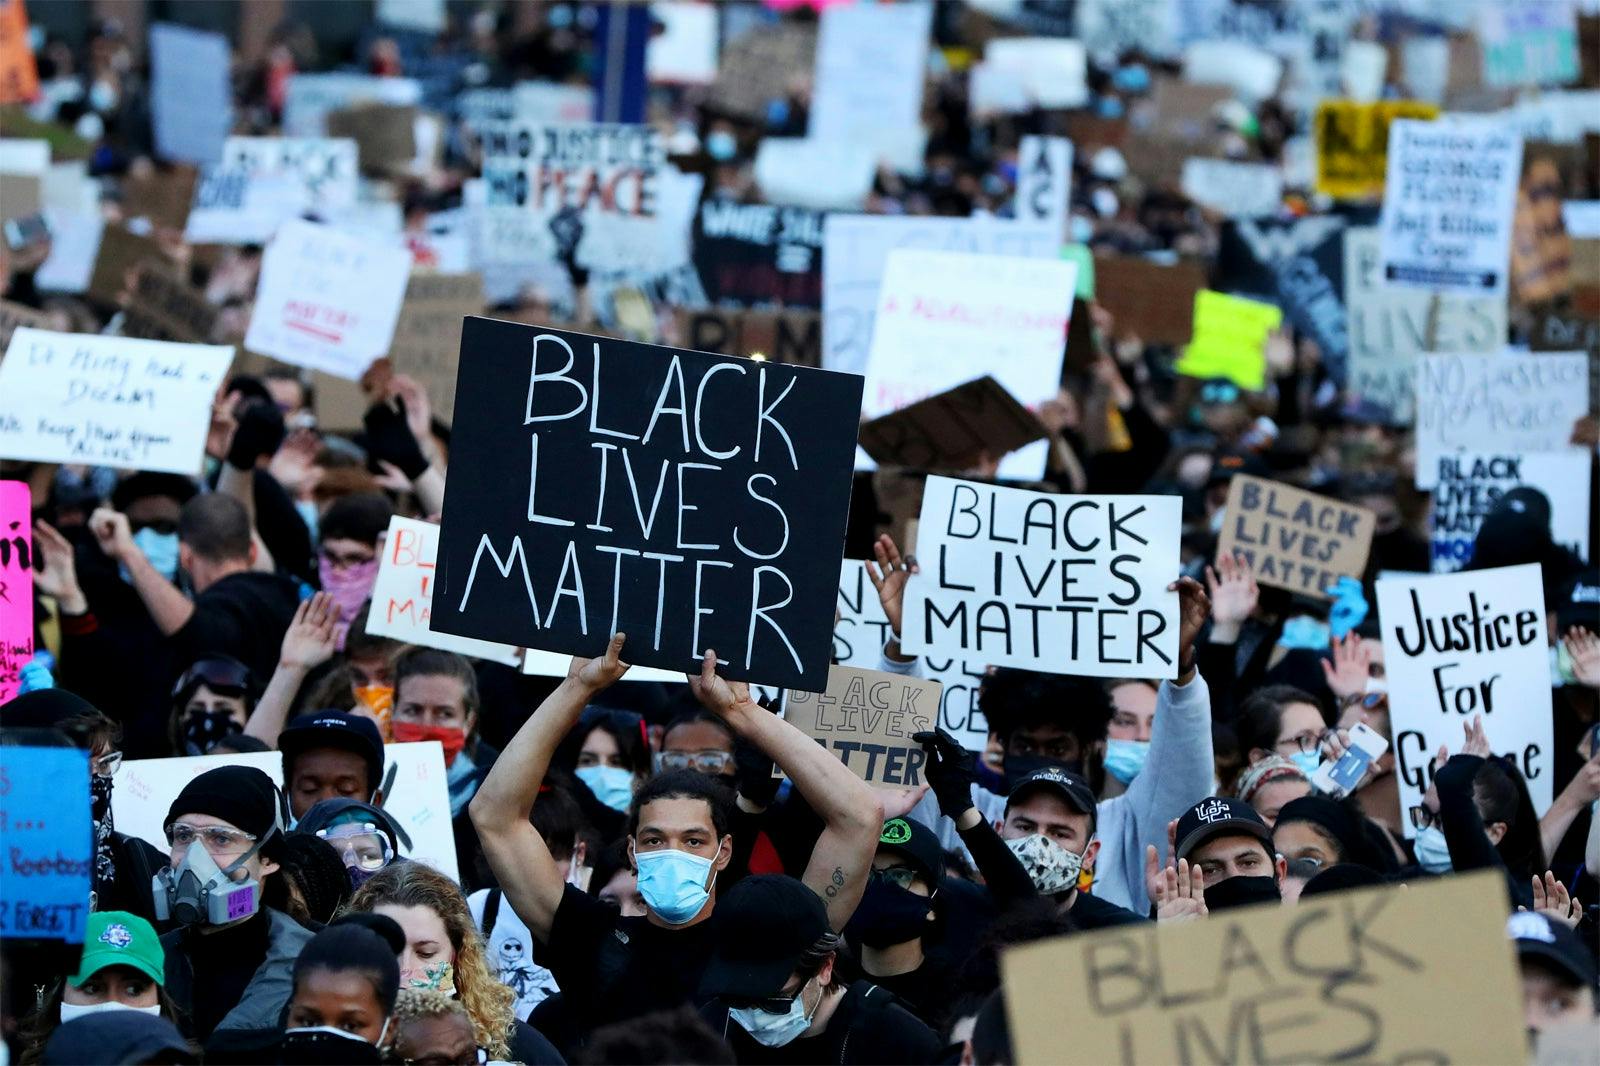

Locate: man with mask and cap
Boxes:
[277,710,387,821]
[155,765,313,1043]
[839,817,952,1025]
[1160,796,1288,917]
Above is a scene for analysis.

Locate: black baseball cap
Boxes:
[279,712,385,791]
[876,817,944,887]
[1175,797,1274,861]
[1006,766,1097,826]
[1508,911,1598,989]
[699,875,831,1001]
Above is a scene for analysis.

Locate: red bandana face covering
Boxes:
[390,721,466,766]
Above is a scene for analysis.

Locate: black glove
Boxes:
[733,736,780,809]
[364,399,430,480]
[912,727,977,818]
[226,399,285,471]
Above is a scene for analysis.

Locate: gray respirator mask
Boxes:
[152,822,279,927]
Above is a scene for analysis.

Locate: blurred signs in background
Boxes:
[149,23,232,166]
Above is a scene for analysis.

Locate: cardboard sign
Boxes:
[0,478,32,704]
[121,265,219,345]
[0,747,90,944]
[810,2,930,173]
[707,21,816,123]
[245,220,412,380]
[149,23,232,166]
[1093,256,1206,346]
[1181,158,1284,219]
[0,0,39,107]
[1218,476,1376,599]
[0,297,47,351]
[1430,452,1591,573]
[121,165,198,231]
[1529,310,1600,411]
[0,328,233,474]
[282,73,422,139]
[1002,871,1525,1065]
[1379,117,1523,295]
[220,136,359,213]
[431,320,864,691]
[675,308,821,368]
[368,516,521,667]
[901,476,1181,679]
[1016,135,1072,232]
[1314,99,1440,199]
[690,200,824,309]
[326,103,418,175]
[1175,291,1282,392]
[859,376,1046,474]
[112,745,459,882]
[85,225,167,308]
[1378,564,1553,830]
[1413,352,1589,489]
[779,665,938,787]
[863,250,1074,481]
[385,272,484,425]
[1480,3,1580,88]
[822,214,1059,377]
[1510,154,1573,305]
[1217,217,1349,377]
[1344,227,1508,423]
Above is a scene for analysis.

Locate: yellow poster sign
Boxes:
[1315,100,1439,200]
[1174,290,1282,392]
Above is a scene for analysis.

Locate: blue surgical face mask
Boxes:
[729,978,818,1048]
[634,846,716,924]
[1103,738,1149,784]
[576,765,634,813]
[1289,750,1322,777]
[1413,825,1452,874]
[1279,616,1331,651]
[131,528,180,581]
[705,130,737,161]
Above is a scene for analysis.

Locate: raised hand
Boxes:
[1563,627,1600,689]
[88,507,135,564]
[1460,714,1492,759]
[1321,633,1372,701]
[688,648,756,719]
[877,784,930,821]
[280,591,339,672]
[1169,575,1209,676]
[1523,871,1583,929]
[912,726,977,818]
[569,632,631,691]
[1204,552,1258,641]
[32,520,86,613]
[1143,819,1179,908]
[865,533,917,640]
[1155,857,1208,923]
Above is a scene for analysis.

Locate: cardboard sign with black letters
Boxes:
[675,307,821,368]
[776,664,939,786]
[121,264,218,344]
[432,318,864,691]
[1002,871,1524,1065]
[386,272,485,426]
[1218,475,1376,599]
[858,375,1045,473]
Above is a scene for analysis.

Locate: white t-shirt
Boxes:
[467,887,559,1020]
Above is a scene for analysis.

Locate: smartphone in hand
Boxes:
[1311,722,1389,798]
[4,213,49,252]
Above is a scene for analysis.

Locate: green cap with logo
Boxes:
[70,911,165,987]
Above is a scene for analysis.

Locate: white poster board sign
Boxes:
[220,137,359,214]
[647,1,718,84]
[1016,135,1072,232]
[282,74,422,139]
[0,328,232,474]
[33,210,103,294]
[983,38,1088,109]
[863,249,1075,480]
[1377,564,1552,835]
[822,214,1059,377]
[901,476,1182,679]
[183,170,305,246]
[149,23,233,166]
[753,138,876,212]
[810,2,931,173]
[1181,158,1284,219]
[1183,39,1283,102]
[112,744,459,882]
[1429,452,1591,573]
[369,516,521,667]
[245,220,412,380]
[1379,118,1523,296]
[1413,352,1589,489]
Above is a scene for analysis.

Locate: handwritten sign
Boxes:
[1016,135,1072,231]
[1180,158,1284,219]
[901,476,1181,680]
[690,200,824,309]
[220,136,358,213]
[1378,564,1552,832]
[859,375,1045,474]
[0,328,232,474]
[1429,452,1591,573]
[809,1,930,174]
[0,479,32,703]
[245,220,412,380]
[1219,476,1376,599]
[1379,117,1523,295]
[0,747,90,944]
[1314,100,1439,200]
[1002,871,1524,1064]
[1412,352,1589,489]
[1480,3,1580,88]
[367,516,521,667]
[386,272,484,425]
[1175,290,1282,391]
[432,320,864,691]
[779,665,937,787]
[675,308,821,368]
[112,745,458,882]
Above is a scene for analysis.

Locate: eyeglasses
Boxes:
[166,822,257,855]
[658,750,736,774]
[91,751,123,778]
[320,548,376,570]
[1408,805,1440,831]
[316,824,394,872]
[1277,729,1330,755]
[869,865,920,890]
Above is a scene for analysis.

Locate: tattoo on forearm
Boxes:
[824,866,845,898]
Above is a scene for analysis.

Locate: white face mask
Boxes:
[1004,834,1086,895]
[729,978,818,1047]
[60,1001,162,1023]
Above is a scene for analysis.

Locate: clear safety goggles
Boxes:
[315,822,395,872]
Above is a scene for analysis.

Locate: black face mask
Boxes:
[1202,875,1282,912]
[845,879,933,949]
[278,1028,381,1065]
[1002,753,1082,790]
[182,710,242,756]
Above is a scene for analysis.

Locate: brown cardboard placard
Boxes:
[0,296,47,352]
[1217,474,1376,599]
[1093,256,1207,346]
[326,103,418,175]
[86,225,171,308]
[859,375,1045,473]
[0,170,38,221]
[777,664,939,787]
[675,307,821,368]
[121,264,218,344]
[707,21,816,123]
[385,272,484,426]
[1001,871,1524,1066]
[121,164,198,231]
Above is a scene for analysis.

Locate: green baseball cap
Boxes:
[70,912,165,988]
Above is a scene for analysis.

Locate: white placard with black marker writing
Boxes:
[900,476,1181,679]
[1377,563,1551,836]
[1015,135,1072,231]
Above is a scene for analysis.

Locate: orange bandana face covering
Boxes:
[352,685,394,740]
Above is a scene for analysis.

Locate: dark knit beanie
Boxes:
[165,766,285,858]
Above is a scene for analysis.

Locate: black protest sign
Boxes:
[1530,310,1600,411]
[433,319,864,691]
[675,307,821,368]
[1217,216,1350,375]
[858,375,1045,473]
[691,201,824,309]
[777,665,938,786]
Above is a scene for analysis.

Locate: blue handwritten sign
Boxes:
[0,746,91,943]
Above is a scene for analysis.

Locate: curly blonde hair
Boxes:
[343,862,514,1059]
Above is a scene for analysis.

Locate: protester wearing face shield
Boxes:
[153,766,313,1042]
[294,797,405,890]
[168,655,255,756]
[701,875,941,1063]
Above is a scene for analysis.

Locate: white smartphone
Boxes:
[1311,722,1389,798]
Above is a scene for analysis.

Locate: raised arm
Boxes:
[90,507,194,635]
[690,651,883,931]
[246,592,338,747]
[471,632,630,942]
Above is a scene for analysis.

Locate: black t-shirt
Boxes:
[715,980,942,1065]
[861,954,952,1030]
[542,883,718,1031]
[170,570,301,682]
[1065,890,1148,930]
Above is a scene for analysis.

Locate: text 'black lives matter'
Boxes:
[432,318,864,691]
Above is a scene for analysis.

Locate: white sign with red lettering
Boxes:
[367,516,521,666]
[245,220,412,379]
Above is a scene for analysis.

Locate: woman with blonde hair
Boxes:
[344,862,561,1063]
